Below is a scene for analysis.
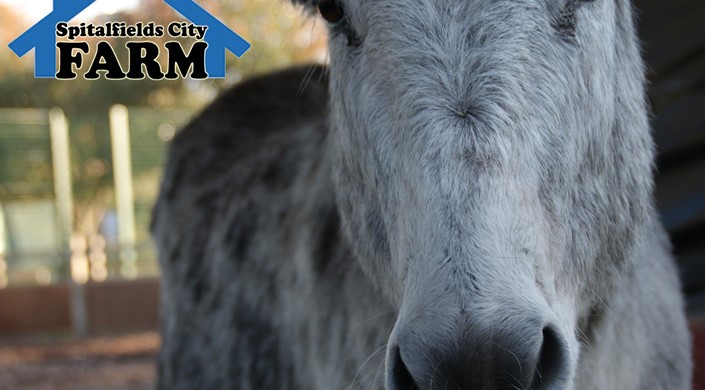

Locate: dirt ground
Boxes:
[0,332,158,390]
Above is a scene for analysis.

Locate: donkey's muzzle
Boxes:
[387,320,570,390]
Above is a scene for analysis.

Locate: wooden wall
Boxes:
[636,0,705,312]
[0,279,159,336]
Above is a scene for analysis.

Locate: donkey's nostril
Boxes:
[387,321,571,390]
[531,326,569,389]
[390,346,420,390]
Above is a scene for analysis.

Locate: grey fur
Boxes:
[152,1,692,389]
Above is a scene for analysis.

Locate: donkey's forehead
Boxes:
[297,0,613,38]
[292,0,595,12]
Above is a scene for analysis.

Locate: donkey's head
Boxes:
[302,0,654,388]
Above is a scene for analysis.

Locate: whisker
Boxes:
[348,343,388,390]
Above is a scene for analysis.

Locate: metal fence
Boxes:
[0,106,192,289]
[0,108,65,288]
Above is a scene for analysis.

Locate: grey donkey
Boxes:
[152,0,693,388]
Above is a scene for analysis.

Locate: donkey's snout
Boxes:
[388,323,570,390]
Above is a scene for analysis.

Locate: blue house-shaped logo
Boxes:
[8,0,250,78]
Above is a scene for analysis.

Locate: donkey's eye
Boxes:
[317,0,361,47]
[318,0,344,24]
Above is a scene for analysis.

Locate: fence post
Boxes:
[109,105,138,279]
[49,108,88,337]
[0,205,7,289]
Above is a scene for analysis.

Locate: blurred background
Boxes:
[0,0,702,389]
[0,0,326,388]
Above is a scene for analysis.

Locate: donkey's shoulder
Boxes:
[178,62,329,145]
[151,64,332,389]
[153,64,328,210]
